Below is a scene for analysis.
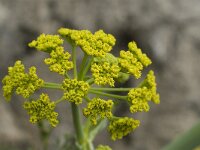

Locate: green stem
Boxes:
[72,45,77,79]
[84,96,91,102]
[38,121,52,150]
[81,57,93,80]
[65,72,70,79]
[89,119,107,141]
[78,53,89,80]
[90,87,132,92]
[71,103,84,149]
[86,78,94,85]
[43,82,62,89]
[55,96,65,104]
[89,89,127,100]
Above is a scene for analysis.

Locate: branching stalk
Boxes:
[89,89,127,100]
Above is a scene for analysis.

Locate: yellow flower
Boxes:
[28,34,63,53]
[44,46,73,75]
[2,61,44,100]
[91,53,120,86]
[91,62,120,87]
[83,98,113,125]
[108,117,140,140]
[58,28,116,57]
[128,70,160,113]
[23,93,59,127]
[62,79,90,104]
[118,41,152,79]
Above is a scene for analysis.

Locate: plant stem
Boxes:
[38,121,51,150]
[86,78,94,85]
[81,57,93,80]
[43,82,62,89]
[71,103,84,149]
[65,72,70,79]
[89,89,127,100]
[78,53,89,80]
[72,45,78,79]
[90,87,132,92]
[55,96,65,104]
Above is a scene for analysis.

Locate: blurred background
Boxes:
[0,0,200,150]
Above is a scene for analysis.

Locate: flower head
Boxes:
[44,46,73,75]
[140,70,160,104]
[91,53,120,86]
[83,98,113,125]
[91,62,120,87]
[23,93,59,127]
[108,117,140,140]
[28,34,63,53]
[58,28,116,57]
[118,41,152,79]
[2,61,44,100]
[128,87,151,113]
[128,70,160,113]
[62,79,90,104]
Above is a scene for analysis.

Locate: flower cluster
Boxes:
[91,53,120,86]
[44,46,73,75]
[143,70,160,104]
[127,70,160,113]
[58,28,116,57]
[62,79,90,104]
[28,34,63,53]
[91,62,120,86]
[83,98,113,125]
[96,145,112,150]
[108,117,140,140]
[128,87,151,113]
[118,41,152,79]
[23,93,59,127]
[128,70,160,113]
[2,61,44,100]
[2,27,160,149]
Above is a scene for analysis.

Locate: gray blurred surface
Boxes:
[0,0,200,150]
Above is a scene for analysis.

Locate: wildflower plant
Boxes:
[2,28,160,150]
